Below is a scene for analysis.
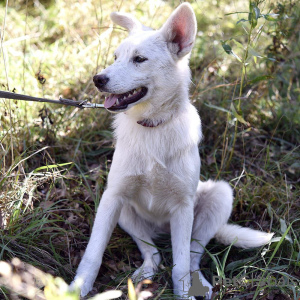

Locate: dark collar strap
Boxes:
[137,118,164,127]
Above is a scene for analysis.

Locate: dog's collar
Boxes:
[137,119,164,128]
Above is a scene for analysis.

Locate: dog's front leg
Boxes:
[170,202,195,300]
[72,190,122,297]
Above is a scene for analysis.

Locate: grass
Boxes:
[0,0,299,299]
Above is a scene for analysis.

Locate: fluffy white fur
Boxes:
[71,4,273,299]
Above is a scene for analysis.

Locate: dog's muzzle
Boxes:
[93,73,148,112]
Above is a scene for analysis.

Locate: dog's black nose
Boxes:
[93,74,109,88]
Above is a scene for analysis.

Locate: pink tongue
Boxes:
[104,94,119,109]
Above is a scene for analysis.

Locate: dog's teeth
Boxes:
[128,88,142,95]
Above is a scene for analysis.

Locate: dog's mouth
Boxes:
[104,87,148,111]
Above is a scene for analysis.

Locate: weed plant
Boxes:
[0,0,299,299]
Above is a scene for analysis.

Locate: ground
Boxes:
[0,0,299,299]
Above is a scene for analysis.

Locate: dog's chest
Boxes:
[118,161,189,222]
[109,110,201,222]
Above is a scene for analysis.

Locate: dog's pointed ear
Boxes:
[160,3,197,58]
[110,12,152,34]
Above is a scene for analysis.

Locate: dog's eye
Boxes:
[114,54,117,61]
[133,56,148,63]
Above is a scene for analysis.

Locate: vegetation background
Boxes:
[0,0,299,299]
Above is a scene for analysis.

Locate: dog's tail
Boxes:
[195,180,273,249]
[214,224,274,249]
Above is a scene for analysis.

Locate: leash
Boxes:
[0,90,105,109]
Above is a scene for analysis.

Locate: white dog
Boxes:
[72,3,273,299]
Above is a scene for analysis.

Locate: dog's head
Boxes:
[94,3,197,114]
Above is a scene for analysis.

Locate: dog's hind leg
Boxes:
[118,204,161,282]
[190,180,233,299]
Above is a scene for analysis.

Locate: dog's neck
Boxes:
[125,91,188,128]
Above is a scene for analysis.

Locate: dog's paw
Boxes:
[204,290,212,299]
[131,266,156,282]
[190,271,213,299]
[70,275,94,297]
[80,281,94,298]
